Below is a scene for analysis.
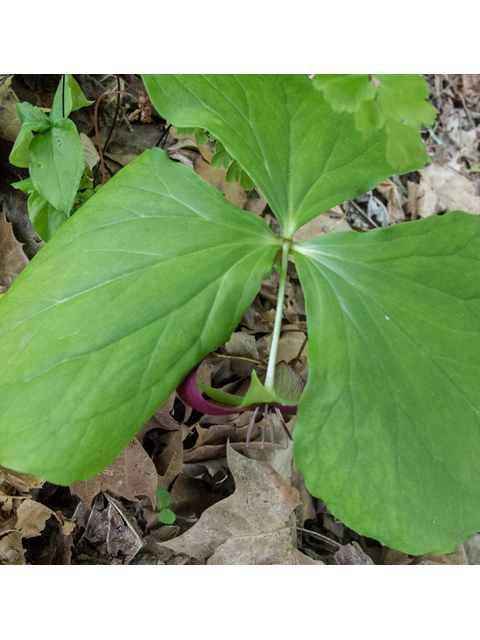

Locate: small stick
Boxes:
[292,526,343,549]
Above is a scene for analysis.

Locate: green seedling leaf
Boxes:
[29,118,85,215]
[143,75,427,239]
[0,148,280,485]
[158,509,175,524]
[293,211,480,554]
[27,190,68,241]
[9,103,51,168]
[156,486,171,509]
[50,74,94,123]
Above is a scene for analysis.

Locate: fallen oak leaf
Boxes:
[160,442,323,565]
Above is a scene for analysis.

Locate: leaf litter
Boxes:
[1,74,480,564]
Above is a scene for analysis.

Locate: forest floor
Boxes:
[1,74,480,565]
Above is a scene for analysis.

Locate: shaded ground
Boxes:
[1,74,480,565]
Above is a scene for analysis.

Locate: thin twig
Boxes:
[212,353,261,364]
[102,76,121,157]
[94,84,146,186]
[292,525,343,548]
[348,198,379,228]
[290,335,308,368]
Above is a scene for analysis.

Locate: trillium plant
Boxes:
[1,75,480,556]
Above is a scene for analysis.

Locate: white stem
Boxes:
[265,239,290,389]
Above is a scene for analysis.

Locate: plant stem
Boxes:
[265,239,290,390]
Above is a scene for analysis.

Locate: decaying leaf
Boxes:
[70,437,157,509]
[0,209,29,286]
[74,493,143,564]
[412,543,469,565]
[15,499,55,538]
[417,156,480,216]
[293,206,349,243]
[376,178,407,224]
[331,541,375,565]
[0,75,22,141]
[464,533,480,565]
[161,443,323,564]
[0,531,26,565]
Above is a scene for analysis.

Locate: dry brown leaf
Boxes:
[15,499,55,538]
[412,543,468,565]
[464,533,480,565]
[136,392,180,445]
[75,493,143,564]
[376,178,407,224]
[183,439,282,464]
[292,206,348,243]
[462,74,480,106]
[0,209,29,286]
[70,437,157,509]
[244,191,268,216]
[222,330,260,360]
[0,531,26,565]
[418,156,480,216]
[276,326,307,364]
[161,443,323,564]
[332,541,374,565]
[154,428,185,477]
[0,75,22,141]
[1,468,45,493]
[168,475,220,522]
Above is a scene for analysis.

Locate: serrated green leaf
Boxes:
[0,148,280,484]
[156,486,171,508]
[143,74,427,238]
[29,118,85,215]
[158,508,175,524]
[312,74,375,112]
[385,117,430,169]
[293,211,480,554]
[27,190,68,241]
[354,99,385,138]
[225,160,242,184]
[375,74,436,130]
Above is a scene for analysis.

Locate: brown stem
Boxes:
[93,83,147,186]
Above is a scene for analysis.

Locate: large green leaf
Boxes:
[0,148,280,484]
[293,211,480,554]
[143,74,428,239]
[29,118,85,215]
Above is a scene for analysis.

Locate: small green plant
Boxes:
[9,74,96,241]
[1,75,479,555]
[156,487,175,524]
